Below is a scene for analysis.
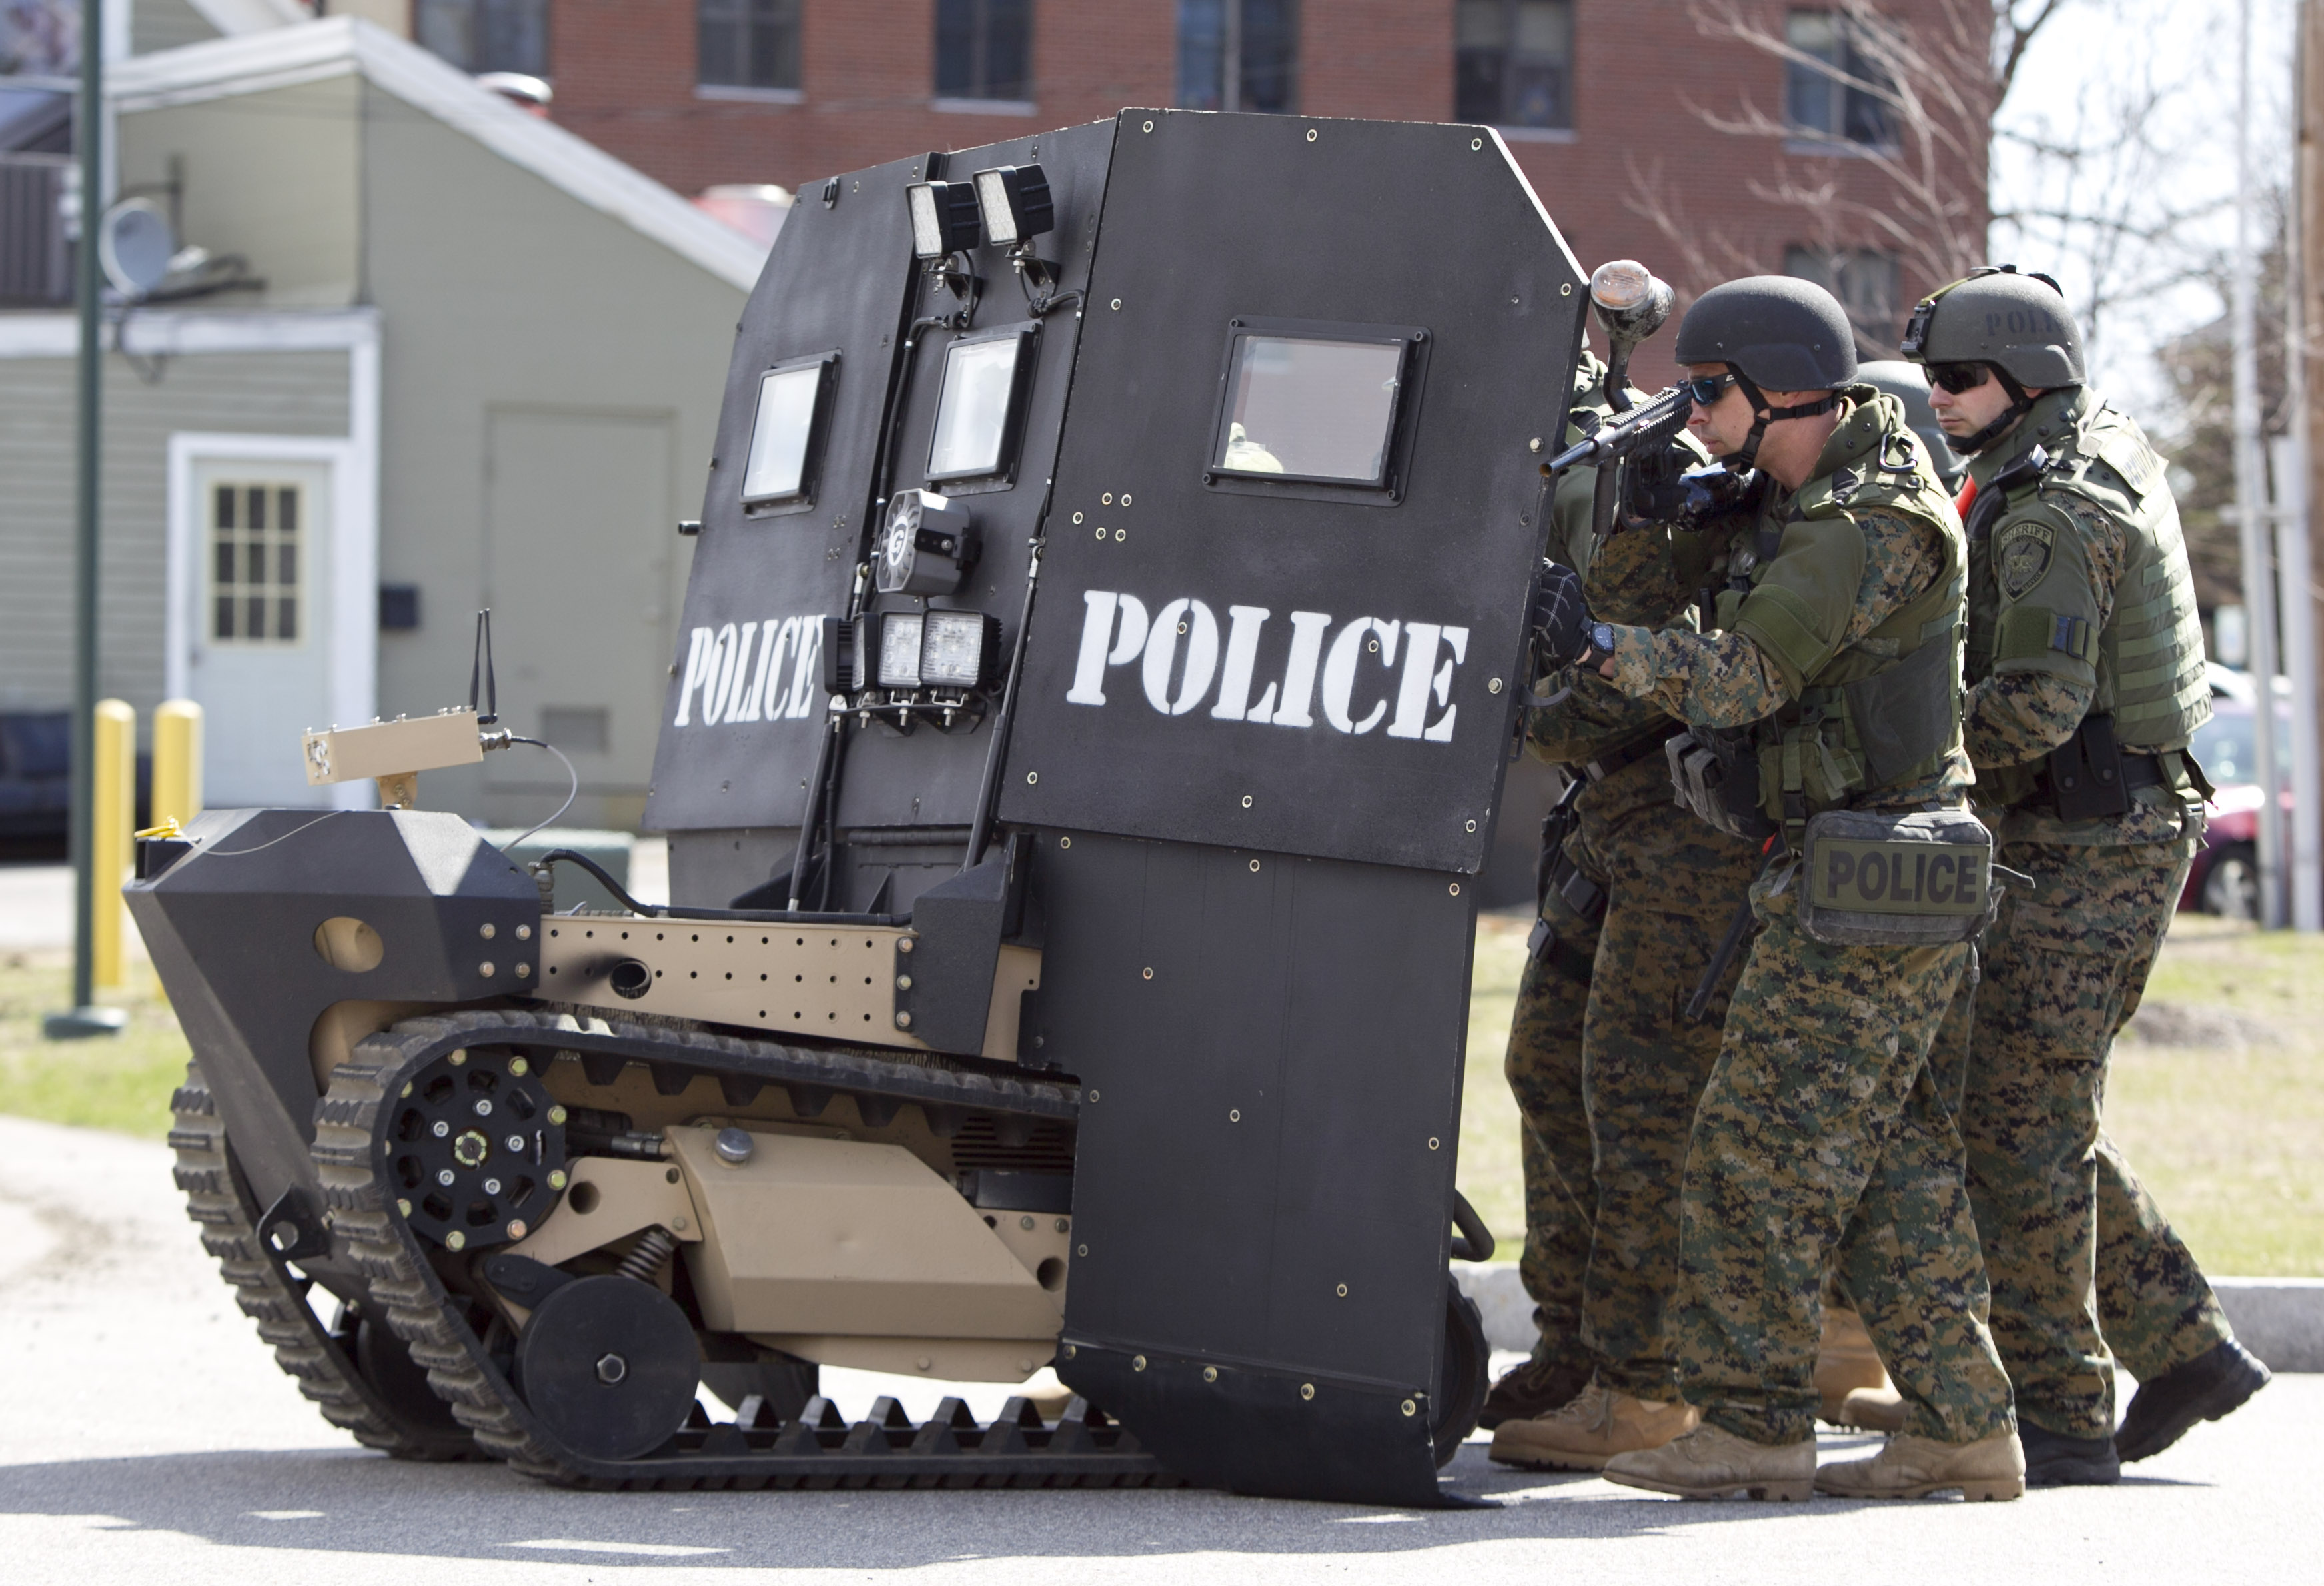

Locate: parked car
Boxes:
[2181,669,2293,917]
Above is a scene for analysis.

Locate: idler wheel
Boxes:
[514,1274,700,1461]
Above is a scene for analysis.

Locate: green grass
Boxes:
[5,908,2319,1277]
[1456,908,2324,1278]
[0,952,193,1137]
[2105,914,2324,1276]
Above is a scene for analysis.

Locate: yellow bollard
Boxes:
[152,699,204,828]
[91,698,135,991]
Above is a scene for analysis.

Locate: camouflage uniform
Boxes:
[1929,386,2234,1440]
[1594,391,2016,1447]
[1502,357,1756,1399]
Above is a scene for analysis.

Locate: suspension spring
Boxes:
[616,1225,678,1285]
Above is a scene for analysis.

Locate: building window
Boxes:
[1785,10,1893,148]
[415,0,550,78]
[1177,0,1298,115]
[935,0,1031,103]
[699,0,800,92]
[1454,0,1571,130]
[1784,245,1899,351]
[210,482,304,646]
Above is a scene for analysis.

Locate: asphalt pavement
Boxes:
[0,1112,2307,1585]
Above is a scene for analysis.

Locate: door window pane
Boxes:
[209,480,305,647]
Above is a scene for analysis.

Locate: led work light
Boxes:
[872,609,1002,691]
[905,179,982,259]
[971,164,1053,247]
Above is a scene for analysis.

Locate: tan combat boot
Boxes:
[1602,1423,1816,1501]
[1813,1429,2026,1502]
[1489,1380,1700,1471]
[1816,1307,1902,1429]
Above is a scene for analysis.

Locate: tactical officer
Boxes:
[1904,267,2271,1484]
[1484,351,1762,1471]
[1555,275,2022,1501]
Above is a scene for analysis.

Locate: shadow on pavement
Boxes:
[0,1435,2034,1567]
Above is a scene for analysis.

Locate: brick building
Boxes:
[383,0,1993,383]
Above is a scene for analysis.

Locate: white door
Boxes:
[187,457,337,807]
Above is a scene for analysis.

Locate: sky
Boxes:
[1990,0,2301,429]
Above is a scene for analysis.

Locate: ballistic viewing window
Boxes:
[1785,10,1896,149]
[1213,334,1406,486]
[935,0,1031,102]
[741,353,837,506]
[415,0,549,76]
[210,481,304,646]
[1176,0,1299,114]
[927,328,1033,483]
[700,0,802,92]
[1454,0,1572,130]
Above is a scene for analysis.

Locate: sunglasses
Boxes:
[1682,372,1740,406]
[1929,363,1993,394]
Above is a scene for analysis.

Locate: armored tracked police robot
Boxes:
[128,111,1588,1505]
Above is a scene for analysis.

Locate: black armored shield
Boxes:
[649,109,1584,1504]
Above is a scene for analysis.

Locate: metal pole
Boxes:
[2275,436,2321,928]
[46,0,121,1039]
[2235,0,2288,927]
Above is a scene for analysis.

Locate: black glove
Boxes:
[1678,462,1766,533]
[1530,559,1592,670]
[1616,436,1692,530]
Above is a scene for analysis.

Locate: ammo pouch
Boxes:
[1667,727,1778,842]
[2041,712,2134,821]
[1798,806,1996,947]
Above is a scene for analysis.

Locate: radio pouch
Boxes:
[1798,806,1996,946]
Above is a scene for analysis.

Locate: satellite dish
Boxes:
[98,198,176,299]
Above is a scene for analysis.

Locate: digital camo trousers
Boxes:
[1504,851,1600,1371]
[1501,802,1757,1384]
[1579,806,1759,1399]
[1930,837,2233,1440]
[1674,878,2015,1447]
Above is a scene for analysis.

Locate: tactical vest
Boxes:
[1718,390,1968,832]
[1963,392,2209,762]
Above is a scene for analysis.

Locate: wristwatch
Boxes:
[1592,621,1616,658]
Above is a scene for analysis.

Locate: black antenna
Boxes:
[469,609,498,725]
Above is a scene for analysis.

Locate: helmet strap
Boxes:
[1948,364,2035,456]
[1728,368,1840,470]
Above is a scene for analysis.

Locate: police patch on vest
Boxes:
[1997,522,2055,598]
[1796,806,1995,946]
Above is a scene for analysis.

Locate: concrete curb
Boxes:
[1454,1263,2324,1372]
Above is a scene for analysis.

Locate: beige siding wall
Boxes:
[117,76,362,309]
[0,349,351,728]
[358,77,744,828]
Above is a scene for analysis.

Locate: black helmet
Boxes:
[1672,275,1858,391]
[1673,275,1857,467]
[1900,265,2083,387]
[1899,265,2081,454]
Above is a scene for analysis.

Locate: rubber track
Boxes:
[312,1007,1177,1490]
[169,1062,477,1460]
